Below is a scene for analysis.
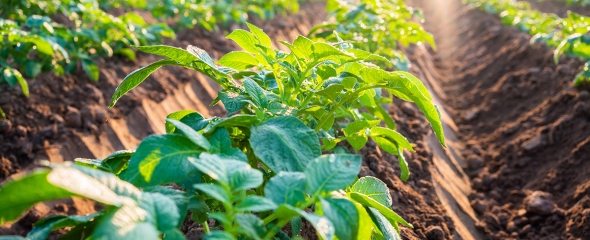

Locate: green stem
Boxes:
[202,221,210,234]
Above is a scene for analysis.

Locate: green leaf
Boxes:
[203,115,260,134]
[75,149,135,174]
[27,213,101,240]
[165,110,205,133]
[250,116,321,172]
[0,167,125,224]
[166,119,211,150]
[20,35,54,55]
[116,48,137,61]
[235,196,277,212]
[164,229,186,240]
[119,134,202,187]
[291,217,303,237]
[208,128,247,162]
[2,67,28,97]
[110,59,182,108]
[189,196,210,223]
[218,51,259,70]
[246,23,272,48]
[227,29,259,53]
[316,84,344,101]
[82,59,99,82]
[367,207,401,240]
[134,45,198,65]
[354,202,373,240]
[370,127,413,151]
[24,60,42,78]
[350,177,392,207]
[264,172,307,205]
[349,192,411,228]
[204,231,237,240]
[189,153,228,184]
[235,214,266,239]
[305,154,361,194]
[320,197,359,240]
[243,76,268,108]
[225,160,263,191]
[397,147,410,181]
[217,89,249,115]
[193,184,230,205]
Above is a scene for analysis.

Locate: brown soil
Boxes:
[410,0,590,238]
[0,2,458,239]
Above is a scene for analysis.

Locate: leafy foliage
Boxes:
[0,7,444,240]
[308,0,436,71]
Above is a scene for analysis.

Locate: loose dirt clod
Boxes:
[525,191,555,215]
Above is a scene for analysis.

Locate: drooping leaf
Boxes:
[110,59,182,107]
[367,207,401,240]
[349,192,411,228]
[165,110,204,133]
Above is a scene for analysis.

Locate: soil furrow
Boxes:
[410,0,590,238]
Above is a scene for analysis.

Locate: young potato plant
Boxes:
[308,0,436,71]
[0,24,444,239]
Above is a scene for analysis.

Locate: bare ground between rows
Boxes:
[0,2,458,239]
[409,0,590,239]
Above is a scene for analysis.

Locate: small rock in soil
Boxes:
[15,125,27,137]
[472,199,487,214]
[467,156,484,169]
[65,107,82,128]
[0,119,11,133]
[521,135,545,151]
[463,108,479,121]
[526,67,541,75]
[51,114,65,125]
[506,221,518,232]
[484,213,501,229]
[525,191,555,215]
[498,212,509,225]
[39,125,57,138]
[94,107,107,123]
[400,102,417,117]
[502,124,520,135]
[472,178,483,190]
[80,106,94,123]
[519,224,532,235]
[425,226,445,240]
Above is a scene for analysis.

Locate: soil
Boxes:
[410,0,590,238]
[4,0,590,239]
[0,2,457,239]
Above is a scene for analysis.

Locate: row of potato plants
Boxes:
[97,0,301,31]
[0,1,445,240]
[0,0,302,119]
[464,0,590,87]
[539,0,590,7]
[0,0,176,118]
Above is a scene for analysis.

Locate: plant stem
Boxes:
[202,221,210,234]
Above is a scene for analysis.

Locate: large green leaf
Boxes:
[165,110,204,133]
[264,172,307,205]
[243,76,267,108]
[304,154,361,194]
[350,177,392,207]
[218,51,259,70]
[246,23,272,48]
[134,45,199,64]
[189,153,228,184]
[208,128,247,162]
[250,116,321,172]
[110,59,182,107]
[225,160,263,192]
[320,197,359,240]
[120,134,202,187]
[226,29,259,53]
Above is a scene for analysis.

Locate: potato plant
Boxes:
[0,23,444,239]
[465,0,590,86]
[308,0,436,71]
[97,0,300,31]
